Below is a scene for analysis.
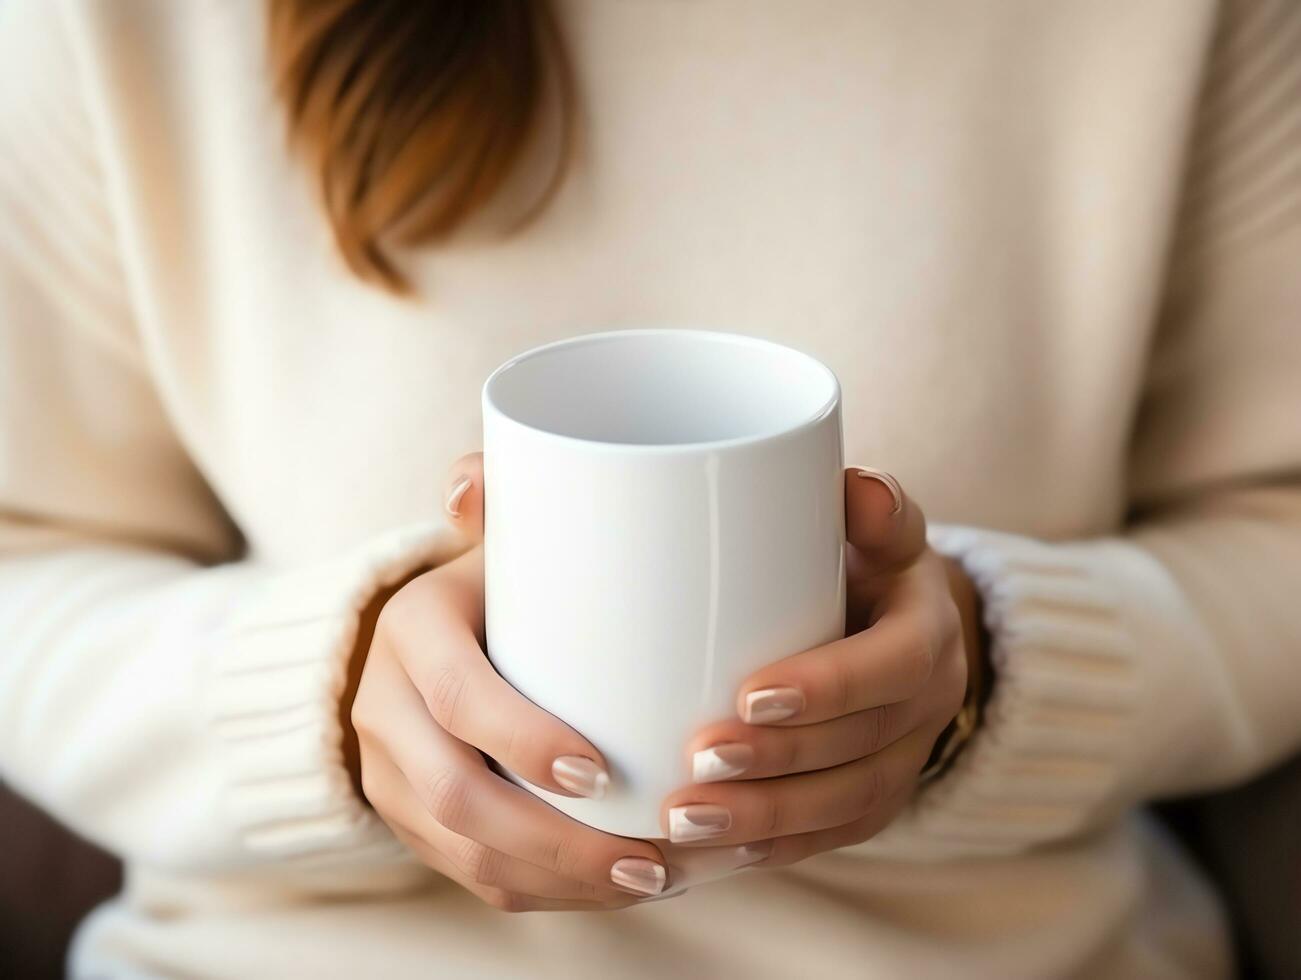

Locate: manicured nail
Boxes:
[668,804,732,843]
[610,857,666,897]
[853,467,903,515]
[742,687,805,724]
[551,756,609,799]
[692,743,754,783]
[444,476,472,517]
[735,840,774,867]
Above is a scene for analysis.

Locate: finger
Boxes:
[373,670,670,897]
[660,727,934,846]
[736,570,963,725]
[844,467,927,576]
[370,753,638,907]
[751,781,917,869]
[391,826,638,913]
[686,696,930,782]
[444,452,484,542]
[427,761,668,897]
[383,551,612,799]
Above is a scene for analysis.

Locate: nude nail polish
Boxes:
[551,756,610,799]
[853,467,903,515]
[445,476,472,517]
[742,687,805,724]
[610,857,667,897]
[668,804,732,843]
[692,743,754,783]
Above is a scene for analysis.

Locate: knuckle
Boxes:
[426,665,468,732]
[855,762,889,817]
[454,838,503,886]
[375,583,419,639]
[759,793,784,837]
[499,721,524,771]
[349,699,374,740]
[373,598,399,640]
[422,768,472,831]
[350,698,389,750]
[573,879,601,901]
[540,832,582,879]
[826,655,858,718]
[857,705,890,757]
[779,732,803,773]
[482,888,526,914]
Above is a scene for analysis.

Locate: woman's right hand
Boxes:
[348,457,670,910]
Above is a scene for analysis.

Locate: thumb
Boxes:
[444,452,485,543]
[844,467,928,573]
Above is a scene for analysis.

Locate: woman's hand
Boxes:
[342,455,672,910]
[663,469,977,861]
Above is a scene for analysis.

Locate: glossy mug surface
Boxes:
[482,329,846,838]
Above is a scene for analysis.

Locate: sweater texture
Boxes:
[1,1,1299,977]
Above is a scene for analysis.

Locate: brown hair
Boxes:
[268,0,571,292]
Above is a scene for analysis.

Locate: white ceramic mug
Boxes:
[482,329,845,838]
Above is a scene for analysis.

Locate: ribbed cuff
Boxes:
[857,524,1177,860]
[207,523,466,867]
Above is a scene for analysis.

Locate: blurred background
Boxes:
[0,786,120,978]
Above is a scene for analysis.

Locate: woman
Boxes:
[1,1,1297,977]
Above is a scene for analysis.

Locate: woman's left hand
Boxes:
[662,469,978,863]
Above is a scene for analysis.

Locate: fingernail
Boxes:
[551,756,610,799]
[610,857,667,897]
[445,476,472,518]
[668,804,732,843]
[735,840,774,867]
[742,687,805,724]
[692,743,754,783]
[853,467,903,516]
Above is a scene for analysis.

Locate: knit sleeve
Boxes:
[0,0,459,883]
[863,0,1301,859]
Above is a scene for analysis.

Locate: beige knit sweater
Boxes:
[2,1,1299,977]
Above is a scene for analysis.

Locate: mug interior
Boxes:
[484,331,839,447]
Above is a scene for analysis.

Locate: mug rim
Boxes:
[481,328,842,454]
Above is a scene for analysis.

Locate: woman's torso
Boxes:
[82,0,1212,565]
[68,2,1230,976]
